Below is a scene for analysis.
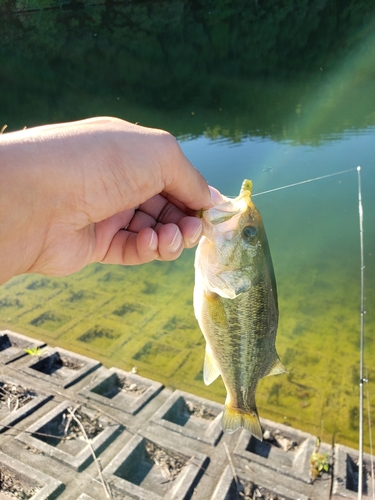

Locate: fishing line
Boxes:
[252,167,356,197]
[358,165,366,500]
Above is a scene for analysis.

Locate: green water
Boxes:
[1,0,375,451]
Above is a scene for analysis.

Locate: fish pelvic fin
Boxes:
[222,405,263,441]
[265,357,288,377]
[203,349,221,385]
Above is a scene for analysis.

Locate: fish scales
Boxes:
[194,179,285,440]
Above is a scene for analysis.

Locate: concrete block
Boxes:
[0,449,64,499]
[75,488,132,500]
[0,374,52,434]
[211,464,310,500]
[102,430,208,499]
[333,444,374,498]
[0,329,367,500]
[76,491,133,500]
[0,330,45,364]
[150,389,223,446]
[79,366,162,415]
[233,418,319,483]
[16,400,122,471]
[18,346,100,388]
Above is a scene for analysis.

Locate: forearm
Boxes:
[0,132,52,284]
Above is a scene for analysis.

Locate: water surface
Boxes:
[1,0,375,450]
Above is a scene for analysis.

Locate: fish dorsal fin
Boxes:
[203,348,221,385]
[265,357,288,377]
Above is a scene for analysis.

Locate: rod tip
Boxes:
[357,166,361,171]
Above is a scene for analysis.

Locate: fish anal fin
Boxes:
[222,405,263,441]
[265,357,288,377]
[203,350,221,385]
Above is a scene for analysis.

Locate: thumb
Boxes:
[160,138,213,211]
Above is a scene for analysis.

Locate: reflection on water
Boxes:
[1,0,375,450]
[2,0,375,142]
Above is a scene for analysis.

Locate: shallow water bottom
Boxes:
[1,197,374,453]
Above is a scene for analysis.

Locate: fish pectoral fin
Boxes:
[265,357,288,377]
[203,350,221,385]
[222,405,263,441]
[209,270,252,299]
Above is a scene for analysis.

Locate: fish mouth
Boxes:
[209,207,241,226]
[199,190,252,226]
[197,179,253,221]
[196,203,241,227]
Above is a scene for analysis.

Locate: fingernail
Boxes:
[209,186,225,205]
[188,222,202,246]
[149,230,158,251]
[168,228,183,253]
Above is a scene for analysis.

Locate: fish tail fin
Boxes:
[222,404,263,441]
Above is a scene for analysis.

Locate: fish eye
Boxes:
[242,225,257,241]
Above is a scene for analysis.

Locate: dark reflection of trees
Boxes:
[1,0,375,143]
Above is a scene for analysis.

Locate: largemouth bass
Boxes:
[194,179,286,440]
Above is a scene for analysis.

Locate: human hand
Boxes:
[0,117,213,284]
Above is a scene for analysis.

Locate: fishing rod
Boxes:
[366,370,375,499]
[357,166,365,500]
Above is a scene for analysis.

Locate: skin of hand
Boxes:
[0,117,218,285]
